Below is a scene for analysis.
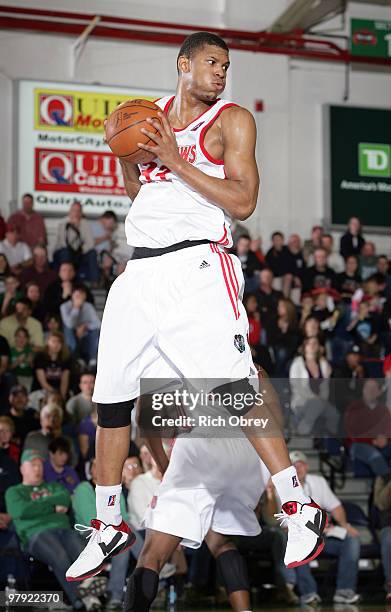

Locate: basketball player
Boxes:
[124,432,271,612]
[66,32,326,583]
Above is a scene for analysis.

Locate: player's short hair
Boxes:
[177,32,229,73]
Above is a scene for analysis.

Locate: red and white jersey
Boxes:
[124,95,238,248]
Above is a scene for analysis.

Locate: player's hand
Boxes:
[138,112,182,169]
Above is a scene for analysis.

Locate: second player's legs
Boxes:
[124,529,182,612]
[205,530,251,612]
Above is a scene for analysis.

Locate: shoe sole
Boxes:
[66,532,136,582]
[286,511,328,569]
[333,596,361,604]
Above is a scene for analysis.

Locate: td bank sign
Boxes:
[359,143,391,177]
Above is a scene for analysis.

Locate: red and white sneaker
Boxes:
[66,519,135,582]
[275,499,328,568]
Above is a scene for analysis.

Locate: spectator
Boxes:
[5,385,39,446]
[345,378,391,477]
[303,225,323,262]
[72,456,135,608]
[60,285,101,366]
[265,231,289,288]
[122,455,143,492]
[0,297,44,351]
[19,246,57,295]
[289,337,339,435]
[0,224,32,274]
[78,403,98,463]
[243,294,273,372]
[254,269,283,332]
[380,299,391,352]
[347,299,380,357]
[139,443,153,473]
[8,193,47,249]
[300,314,326,348]
[333,345,366,412]
[91,210,118,256]
[289,451,361,605]
[0,415,20,463]
[23,403,77,466]
[66,373,95,424]
[44,261,94,316]
[9,327,33,390]
[336,255,362,302]
[0,274,23,317]
[267,298,300,376]
[311,288,340,334]
[127,455,162,530]
[283,234,305,300]
[340,217,365,259]
[249,237,265,265]
[303,247,337,293]
[320,233,345,273]
[32,332,71,400]
[5,449,103,609]
[53,202,100,285]
[359,241,378,280]
[0,435,22,585]
[233,235,263,291]
[43,437,79,493]
[374,474,391,600]
[0,253,11,293]
[25,282,46,323]
[0,212,6,240]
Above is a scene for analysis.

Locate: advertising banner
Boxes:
[351,18,391,59]
[17,80,165,217]
[325,105,391,229]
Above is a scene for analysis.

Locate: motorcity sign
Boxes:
[326,105,391,229]
[351,18,391,59]
[17,81,165,216]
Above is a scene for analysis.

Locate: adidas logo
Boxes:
[199,260,210,269]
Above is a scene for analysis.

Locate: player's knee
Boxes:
[212,378,258,416]
[97,401,134,428]
[138,544,167,573]
[216,549,249,595]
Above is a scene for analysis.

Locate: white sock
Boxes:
[271,466,311,506]
[95,484,123,526]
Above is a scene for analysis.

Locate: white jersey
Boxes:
[124,96,238,249]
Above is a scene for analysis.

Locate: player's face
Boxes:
[183,45,230,102]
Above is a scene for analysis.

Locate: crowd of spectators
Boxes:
[0,198,391,607]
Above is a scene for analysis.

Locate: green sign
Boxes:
[351,18,391,58]
[327,106,391,229]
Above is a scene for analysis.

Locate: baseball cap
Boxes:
[289,450,308,464]
[20,449,44,464]
[10,384,28,396]
[347,345,361,355]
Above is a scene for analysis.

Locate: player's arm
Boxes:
[119,159,142,201]
[139,108,259,221]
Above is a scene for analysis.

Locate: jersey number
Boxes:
[141,162,171,183]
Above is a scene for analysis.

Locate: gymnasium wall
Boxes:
[0,0,390,252]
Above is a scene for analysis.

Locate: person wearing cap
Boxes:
[289,450,361,605]
[5,384,39,446]
[5,449,104,609]
[8,193,47,250]
[0,223,32,274]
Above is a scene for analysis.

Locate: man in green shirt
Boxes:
[5,449,105,609]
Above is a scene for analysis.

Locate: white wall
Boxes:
[0,0,390,253]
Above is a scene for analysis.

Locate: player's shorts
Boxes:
[93,242,253,403]
[142,437,270,548]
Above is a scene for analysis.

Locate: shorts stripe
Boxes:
[223,253,240,318]
[210,244,239,319]
[217,224,230,247]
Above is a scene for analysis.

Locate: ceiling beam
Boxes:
[270,0,345,33]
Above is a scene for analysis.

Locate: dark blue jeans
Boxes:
[350,442,391,476]
[28,528,83,606]
[53,248,100,284]
[381,526,391,584]
[295,535,361,595]
[63,326,100,363]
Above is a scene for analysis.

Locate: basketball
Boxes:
[105,99,161,164]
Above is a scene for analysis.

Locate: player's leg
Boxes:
[205,530,251,612]
[124,529,181,612]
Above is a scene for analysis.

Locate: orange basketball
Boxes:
[105,99,161,164]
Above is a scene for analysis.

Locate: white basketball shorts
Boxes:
[142,437,270,548]
[93,243,253,403]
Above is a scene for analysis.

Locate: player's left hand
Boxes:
[138,112,182,169]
